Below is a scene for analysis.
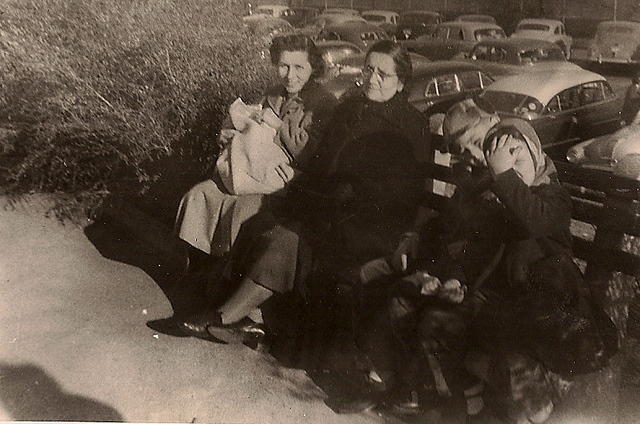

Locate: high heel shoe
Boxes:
[177,310,254,342]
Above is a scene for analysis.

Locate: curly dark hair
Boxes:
[269,34,325,80]
[364,39,412,85]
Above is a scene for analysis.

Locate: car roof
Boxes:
[412,60,485,78]
[325,8,359,14]
[323,21,386,32]
[257,5,290,11]
[597,20,640,28]
[474,37,559,51]
[315,40,362,50]
[456,14,495,21]
[486,70,606,104]
[438,21,503,31]
[401,10,442,17]
[516,18,562,27]
[362,10,399,17]
[313,13,366,24]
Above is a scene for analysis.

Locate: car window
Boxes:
[457,71,482,90]
[560,24,566,34]
[554,26,561,35]
[488,47,508,63]
[319,31,341,41]
[518,47,565,63]
[479,91,543,115]
[449,29,464,40]
[558,87,581,110]
[603,81,616,99]
[579,81,606,105]
[517,23,550,31]
[361,32,383,42]
[436,74,460,95]
[364,15,385,23]
[425,80,438,97]
[546,96,561,113]
[474,28,506,41]
[479,72,494,87]
[435,27,449,39]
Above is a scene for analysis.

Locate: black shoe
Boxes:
[177,309,221,338]
[204,317,259,344]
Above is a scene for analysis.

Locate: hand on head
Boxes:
[484,134,523,177]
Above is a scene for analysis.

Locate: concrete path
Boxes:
[0,197,387,423]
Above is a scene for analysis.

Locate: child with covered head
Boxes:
[343,117,613,423]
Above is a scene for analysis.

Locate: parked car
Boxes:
[299,13,367,37]
[288,6,320,27]
[464,38,578,78]
[250,4,295,19]
[475,69,623,157]
[403,21,506,61]
[316,21,389,51]
[455,14,497,24]
[587,20,640,65]
[567,124,640,179]
[395,10,443,40]
[243,15,294,39]
[510,18,572,59]
[361,10,399,35]
[324,8,360,16]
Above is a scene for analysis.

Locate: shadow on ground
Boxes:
[0,362,123,421]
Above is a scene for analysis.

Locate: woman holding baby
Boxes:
[177,40,432,366]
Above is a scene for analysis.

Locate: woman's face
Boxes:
[277,50,313,96]
[362,52,404,103]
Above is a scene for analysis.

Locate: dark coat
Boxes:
[302,91,432,266]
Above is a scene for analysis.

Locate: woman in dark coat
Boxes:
[177,40,431,351]
[347,118,615,422]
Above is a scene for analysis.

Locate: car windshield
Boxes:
[474,28,506,40]
[255,8,274,16]
[518,47,565,63]
[400,14,439,25]
[363,15,385,22]
[322,46,360,64]
[477,90,544,116]
[517,23,550,31]
[460,15,494,23]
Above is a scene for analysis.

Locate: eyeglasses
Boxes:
[362,65,398,82]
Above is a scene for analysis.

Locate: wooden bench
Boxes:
[423,159,640,421]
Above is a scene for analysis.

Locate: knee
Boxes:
[417,307,468,351]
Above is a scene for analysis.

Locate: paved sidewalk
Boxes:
[0,197,385,423]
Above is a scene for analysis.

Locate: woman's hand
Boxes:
[279,106,313,160]
[391,232,420,272]
[217,128,236,148]
[402,271,441,295]
[485,134,522,177]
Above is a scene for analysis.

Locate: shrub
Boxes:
[0,0,275,217]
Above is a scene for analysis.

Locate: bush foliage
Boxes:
[0,0,274,214]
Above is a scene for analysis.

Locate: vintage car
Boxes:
[510,18,572,59]
[316,21,389,51]
[475,69,623,157]
[297,13,367,38]
[455,14,497,24]
[567,123,640,179]
[587,20,640,65]
[395,10,443,40]
[250,5,295,19]
[288,6,320,27]
[464,38,578,78]
[242,15,294,39]
[361,10,399,35]
[324,8,360,16]
[403,21,506,61]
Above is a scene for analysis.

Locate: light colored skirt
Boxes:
[174,178,265,256]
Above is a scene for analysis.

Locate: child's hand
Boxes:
[437,279,466,303]
[401,271,441,296]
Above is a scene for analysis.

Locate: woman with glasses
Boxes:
[177,40,431,367]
